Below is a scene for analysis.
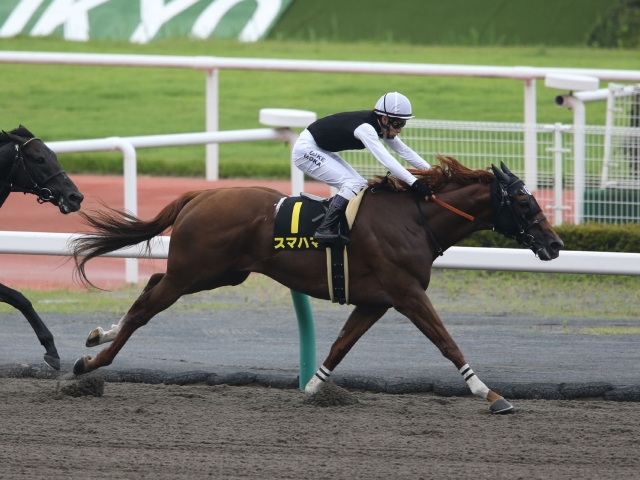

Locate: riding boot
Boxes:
[314,195,350,245]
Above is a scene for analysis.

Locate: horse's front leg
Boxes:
[85,274,165,348]
[305,306,388,394]
[396,291,513,414]
[0,282,60,370]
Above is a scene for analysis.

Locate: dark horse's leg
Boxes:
[0,282,60,370]
[305,306,388,393]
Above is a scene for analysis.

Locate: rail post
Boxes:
[290,290,316,390]
[544,123,571,225]
[205,68,219,181]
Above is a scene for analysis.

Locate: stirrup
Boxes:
[314,229,350,245]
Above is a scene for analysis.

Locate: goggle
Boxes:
[388,117,407,129]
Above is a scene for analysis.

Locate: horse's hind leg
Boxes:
[85,273,165,348]
[396,291,513,414]
[305,306,388,394]
[74,272,188,375]
[0,283,60,370]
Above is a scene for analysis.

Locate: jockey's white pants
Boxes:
[292,130,368,201]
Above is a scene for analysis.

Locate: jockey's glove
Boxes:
[410,180,433,198]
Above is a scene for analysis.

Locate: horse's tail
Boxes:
[72,190,205,288]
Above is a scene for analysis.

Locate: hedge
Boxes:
[457,223,640,253]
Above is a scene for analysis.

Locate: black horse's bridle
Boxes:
[490,175,547,253]
[412,168,548,257]
[0,136,66,205]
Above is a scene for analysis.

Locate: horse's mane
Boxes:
[0,125,35,147]
[368,154,494,193]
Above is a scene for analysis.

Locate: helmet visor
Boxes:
[388,117,407,129]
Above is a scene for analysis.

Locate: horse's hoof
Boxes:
[85,328,102,348]
[43,353,60,371]
[73,356,90,376]
[304,376,325,395]
[490,397,514,414]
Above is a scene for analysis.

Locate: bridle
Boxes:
[0,136,66,205]
[413,174,548,257]
[490,176,547,251]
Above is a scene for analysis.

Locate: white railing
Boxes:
[3,51,640,184]
[345,119,640,225]
[4,231,640,276]
[43,127,294,282]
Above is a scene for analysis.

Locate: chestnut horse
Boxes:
[1,126,84,369]
[72,156,562,413]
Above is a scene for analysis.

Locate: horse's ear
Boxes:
[491,164,510,184]
[1,130,23,145]
[500,162,515,177]
[16,125,34,138]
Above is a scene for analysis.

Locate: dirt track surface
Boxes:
[1,378,639,479]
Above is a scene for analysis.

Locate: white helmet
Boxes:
[374,92,414,119]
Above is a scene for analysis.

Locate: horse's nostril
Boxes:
[69,192,84,205]
[551,240,563,251]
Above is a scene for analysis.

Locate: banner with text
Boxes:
[0,0,293,43]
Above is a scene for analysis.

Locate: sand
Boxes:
[1,377,639,479]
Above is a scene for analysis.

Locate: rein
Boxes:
[414,193,489,257]
[404,168,479,223]
[376,170,547,256]
[431,196,475,221]
[414,179,545,256]
[0,136,65,204]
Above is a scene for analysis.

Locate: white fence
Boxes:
[4,231,640,277]
[2,52,640,281]
[345,119,640,225]
[44,127,293,282]
[3,50,640,184]
[601,84,640,190]
[3,122,640,280]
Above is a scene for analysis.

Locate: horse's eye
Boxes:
[519,199,530,208]
[36,157,45,164]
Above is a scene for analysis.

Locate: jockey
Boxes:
[293,91,433,245]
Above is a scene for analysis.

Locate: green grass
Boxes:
[0,37,637,177]
[2,270,640,319]
[582,327,640,335]
[271,0,613,47]
[428,270,640,318]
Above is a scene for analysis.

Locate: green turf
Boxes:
[270,0,613,47]
[0,36,636,177]
[2,270,639,319]
[582,327,640,335]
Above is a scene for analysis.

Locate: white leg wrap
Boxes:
[99,317,125,345]
[304,366,332,395]
[460,364,490,399]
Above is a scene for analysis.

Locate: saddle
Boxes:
[273,189,366,305]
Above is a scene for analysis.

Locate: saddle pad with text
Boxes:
[273,196,332,250]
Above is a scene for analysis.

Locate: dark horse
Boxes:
[72,156,562,413]
[1,126,84,369]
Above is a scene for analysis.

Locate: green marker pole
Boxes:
[290,290,316,390]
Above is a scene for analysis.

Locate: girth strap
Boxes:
[326,245,348,305]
